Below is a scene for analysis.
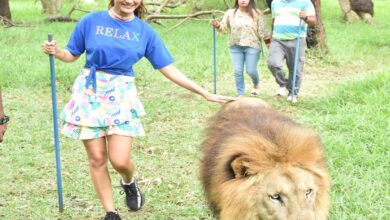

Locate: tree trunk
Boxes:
[307,0,327,50]
[338,0,360,22]
[339,0,352,12]
[0,0,12,25]
[350,0,374,23]
[338,0,373,23]
[40,0,63,16]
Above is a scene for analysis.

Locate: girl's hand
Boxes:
[210,19,220,28]
[41,40,60,56]
[204,93,237,103]
[299,10,306,19]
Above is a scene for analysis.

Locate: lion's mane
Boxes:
[200,98,329,220]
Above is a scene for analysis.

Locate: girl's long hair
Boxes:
[233,0,258,19]
[108,0,147,19]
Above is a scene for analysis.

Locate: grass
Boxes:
[302,71,390,219]
[0,0,389,219]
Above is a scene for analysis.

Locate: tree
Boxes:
[307,0,327,50]
[0,0,12,26]
[338,0,373,23]
[40,0,63,16]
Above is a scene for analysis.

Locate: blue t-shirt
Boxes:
[271,0,315,40]
[66,10,174,76]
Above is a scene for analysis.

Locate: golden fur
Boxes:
[200,98,329,220]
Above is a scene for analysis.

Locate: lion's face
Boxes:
[201,98,329,220]
[255,167,319,220]
[216,146,328,220]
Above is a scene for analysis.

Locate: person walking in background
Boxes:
[267,0,316,103]
[42,0,234,219]
[0,88,9,143]
[211,0,270,97]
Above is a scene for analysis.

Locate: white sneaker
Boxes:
[276,87,287,96]
[251,88,260,96]
[287,95,298,103]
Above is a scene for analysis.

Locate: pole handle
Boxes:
[48,33,53,42]
[48,34,54,59]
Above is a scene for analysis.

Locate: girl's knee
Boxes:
[246,69,258,76]
[89,156,108,169]
[234,71,244,78]
[233,66,244,74]
[267,59,279,68]
[111,159,132,172]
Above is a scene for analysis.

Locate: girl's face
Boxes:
[113,0,142,16]
[238,0,250,7]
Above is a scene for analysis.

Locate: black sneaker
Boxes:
[102,211,121,220]
[120,178,145,211]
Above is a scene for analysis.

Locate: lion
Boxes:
[200,98,329,220]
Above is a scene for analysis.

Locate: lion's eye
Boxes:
[306,188,313,197]
[269,194,284,203]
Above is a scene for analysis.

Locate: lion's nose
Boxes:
[296,211,315,220]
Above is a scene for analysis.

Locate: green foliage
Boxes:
[186,0,229,11]
[301,71,390,219]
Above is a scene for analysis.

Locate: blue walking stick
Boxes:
[48,33,64,212]
[212,15,217,94]
[292,19,303,102]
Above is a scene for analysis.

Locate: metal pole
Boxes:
[48,33,64,212]
[292,19,303,102]
[212,15,217,94]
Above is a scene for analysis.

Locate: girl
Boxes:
[42,0,234,219]
[211,0,270,97]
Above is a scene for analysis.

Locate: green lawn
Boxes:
[0,0,389,219]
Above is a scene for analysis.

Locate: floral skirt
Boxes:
[60,69,146,140]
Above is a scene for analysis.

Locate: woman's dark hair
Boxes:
[108,0,147,19]
[233,0,258,19]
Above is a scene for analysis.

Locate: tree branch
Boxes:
[166,16,191,32]
[0,16,12,27]
[153,0,172,15]
[0,16,32,27]
[44,15,78,23]
[146,10,224,22]
[146,0,186,8]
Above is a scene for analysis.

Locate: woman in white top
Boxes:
[211,0,270,97]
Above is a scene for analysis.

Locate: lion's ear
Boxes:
[231,156,251,178]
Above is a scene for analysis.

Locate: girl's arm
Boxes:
[159,64,236,103]
[300,11,317,26]
[210,10,230,33]
[42,41,79,63]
